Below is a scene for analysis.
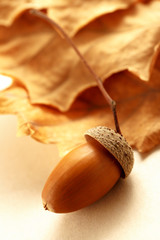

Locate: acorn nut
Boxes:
[42,126,134,213]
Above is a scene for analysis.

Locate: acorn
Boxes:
[42,126,134,213]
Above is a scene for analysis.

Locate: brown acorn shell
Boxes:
[85,126,134,178]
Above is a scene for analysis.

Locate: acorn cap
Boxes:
[85,126,134,178]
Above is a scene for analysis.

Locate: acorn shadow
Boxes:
[52,177,134,240]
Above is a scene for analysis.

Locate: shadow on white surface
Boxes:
[48,177,134,240]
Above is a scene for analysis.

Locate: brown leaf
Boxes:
[0,1,160,113]
[0,11,54,68]
[47,0,137,36]
[0,0,52,26]
[0,0,136,33]
[0,55,160,155]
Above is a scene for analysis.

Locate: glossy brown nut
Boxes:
[42,126,134,213]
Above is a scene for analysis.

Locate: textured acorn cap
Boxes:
[85,126,134,178]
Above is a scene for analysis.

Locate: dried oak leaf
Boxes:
[0,1,160,112]
[47,0,137,36]
[0,0,136,30]
[0,0,54,26]
[0,55,160,155]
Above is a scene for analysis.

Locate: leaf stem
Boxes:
[29,9,122,134]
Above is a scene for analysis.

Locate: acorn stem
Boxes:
[29,9,122,135]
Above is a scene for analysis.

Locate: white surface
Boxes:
[0,115,160,240]
[0,75,12,91]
